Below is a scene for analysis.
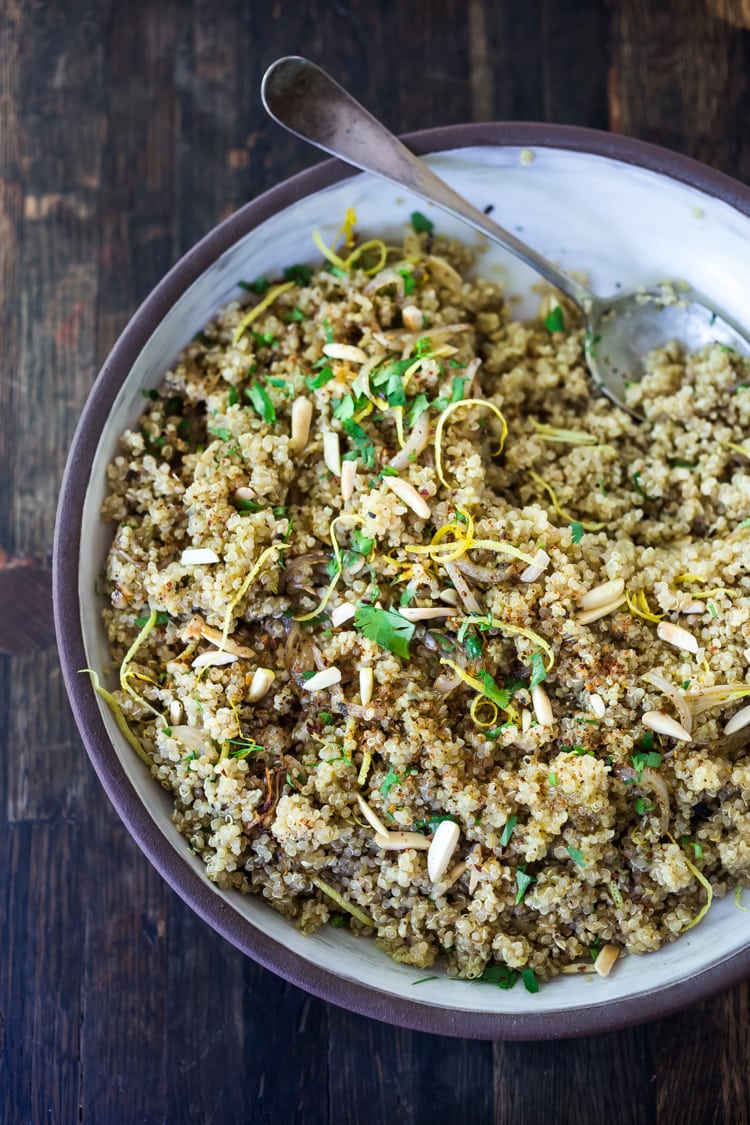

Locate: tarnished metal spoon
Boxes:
[261,56,749,415]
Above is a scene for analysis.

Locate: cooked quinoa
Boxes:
[99,222,750,985]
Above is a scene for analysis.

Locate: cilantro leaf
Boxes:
[342,419,375,468]
[245,382,276,424]
[515,866,535,904]
[284,263,313,285]
[411,211,434,235]
[478,964,518,990]
[632,750,662,778]
[407,394,430,427]
[500,815,517,847]
[478,671,511,710]
[415,336,432,358]
[353,605,416,659]
[350,529,374,556]
[306,366,334,390]
[380,768,400,798]
[567,845,586,868]
[635,797,655,815]
[209,427,232,442]
[570,520,584,544]
[332,394,355,421]
[450,376,466,403]
[544,306,565,333]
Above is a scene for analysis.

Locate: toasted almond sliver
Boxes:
[341,459,357,501]
[521,708,532,733]
[594,944,620,978]
[330,603,356,628]
[401,305,424,331]
[374,831,431,851]
[192,650,238,669]
[681,600,706,615]
[357,794,389,837]
[322,342,368,363]
[642,709,692,741]
[323,431,341,476]
[531,684,554,727]
[578,578,625,611]
[302,667,341,692]
[520,549,551,583]
[588,692,606,718]
[169,700,183,725]
[385,476,431,519]
[247,667,275,702]
[438,588,459,605]
[576,596,626,625]
[234,486,255,501]
[725,703,750,736]
[181,547,220,565]
[359,666,374,706]
[427,820,461,882]
[657,620,699,654]
[437,860,467,891]
[290,396,313,452]
[398,606,457,622]
[561,963,592,975]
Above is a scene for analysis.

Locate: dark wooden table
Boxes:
[3,2,750,1121]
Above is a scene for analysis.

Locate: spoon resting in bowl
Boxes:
[261,56,750,416]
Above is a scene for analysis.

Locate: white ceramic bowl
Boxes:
[54,124,750,1038]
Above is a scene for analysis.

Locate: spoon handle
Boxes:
[262,56,593,308]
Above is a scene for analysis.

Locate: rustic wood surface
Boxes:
[2,1,750,1121]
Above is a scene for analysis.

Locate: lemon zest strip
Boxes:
[218,542,291,654]
[344,239,388,275]
[358,749,372,787]
[470,695,499,728]
[458,614,555,671]
[670,834,713,932]
[312,877,375,927]
[80,668,151,766]
[434,399,508,488]
[119,610,165,722]
[338,207,358,248]
[232,281,296,343]
[528,470,605,531]
[312,229,349,271]
[294,514,365,622]
[625,589,664,623]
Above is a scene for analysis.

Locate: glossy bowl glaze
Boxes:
[54,124,750,1039]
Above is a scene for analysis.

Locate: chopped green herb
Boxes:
[246,382,276,425]
[464,633,483,660]
[183,751,196,764]
[326,263,349,279]
[570,520,584,544]
[544,306,565,333]
[284,263,313,286]
[478,671,511,710]
[411,210,434,235]
[411,975,439,985]
[209,427,232,442]
[633,471,654,500]
[500,815,518,847]
[332,394,355,421]
[238,277,270,294]
[399,586,417,607]
[632,750,662,779]
[354,604,416,659]
[398,268,416,296]
[521,967,539,994]
[707,600,719,619]
[529,651,547,690]
[635,797,655,815]
[681,836,704,859]
[567,845,585,868]
[637,730,656,751]
[322,317,334,343]
[135,611,170,627]
[350,529,374,556]
[736,518,750,530]
[141,388,159,400]
[515,866,535,904]
[228,386,239,407]
[306,366,334,390]
[548,772,558,787]
[380,768,401,798]
[478,964,518,989]
[328,912,349,928]
[342,419,375,469]
[407,393,430,427]
[450,376,466,403]
[285,307,306,323]
[250,329,277,347]
[415,336,433,358]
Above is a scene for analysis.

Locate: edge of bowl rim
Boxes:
[53,121,750,1041]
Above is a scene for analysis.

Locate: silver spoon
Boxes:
[262,56,749,414]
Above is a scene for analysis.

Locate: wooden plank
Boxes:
[0,824,83,1124]
[329,1006,494,1125]
[494,1026,656,1125]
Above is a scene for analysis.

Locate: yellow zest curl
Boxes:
[233,282,295,343]
[338,207,358,248]
[470,695,499,728]
[119,610,164,722]
[528,470,605,531]
[435,399,508,488]
[457,614,555,671]
[294,514,365,622]
[80,668,151,766]
[439,657,484,694]
[312,877,375,927]
[530,420,598,445]
[219,542,291,653]
[735,886,747,912]
[722,440,750,458]
[358,749,372,787]
[312,229,349,272]
[670,834,713,932]
[344,239,388,275]
[625,589,664,623]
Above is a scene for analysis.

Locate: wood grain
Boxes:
[2,2,750,1122]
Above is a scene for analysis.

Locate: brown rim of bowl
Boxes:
[54,122,750,1041]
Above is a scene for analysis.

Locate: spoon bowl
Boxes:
[262,56,750,412]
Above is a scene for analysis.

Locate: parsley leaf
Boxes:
[284,263,313,285]
[209,427,232,442]
[515,866,535,904]
[306,366,334,390]
[332,394,355,421]
[407,394,430,427]
[632,750,662,778]
[380,768,401,798]
[350,529,374,556]
[529,651,547,690]
[500,815,517,847]
[478,964,518,990]
[635,797,655,815]
[238,277,270,294]
[354,605,416,659]
[411,210,434,235]
[342,419,375,468]
[245,382,276,424]
[570,520,584,544]
[415,336,432,358]
[544,306,565,333]
[478,671,511,710]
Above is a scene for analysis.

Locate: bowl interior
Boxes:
[76,141,750,1027]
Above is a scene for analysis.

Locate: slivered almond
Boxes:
[401,305,424,331]
[341,459,357,501]
[290,396,313,452]
[427,820,461,882]
[322,342,368,363]
[169,700,183,725]
[521,708,532,733]
[578,578,625,611]
[398,605,457,622]
[657,620,699,654]
[725,703,750,736]
[357,794,389,837]
[302,667,341,692]
[681,600,706,615]
[330,603,356,627]
[588,692,606,718]
[438,588,459,605]
[520,549,551,583]
[531,684,554,727]
[593,944,620,977]
[374,831,431,851]
[192,650,238,669]
[468,865,481,895]
[642,709,691,741]
[247,667,275,702]
[359,666,374,706]
[438,860,467,891]
[234,486,255,501]
[576,596,626,625]
[323,430,341,476]
[181,547,220,565]
[385,476,431,519]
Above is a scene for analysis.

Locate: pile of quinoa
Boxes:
[99,220,750,985]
